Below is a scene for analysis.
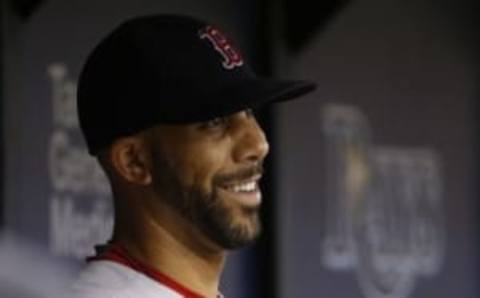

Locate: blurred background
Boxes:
[0,0,479,297]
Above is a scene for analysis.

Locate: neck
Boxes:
[113,199,226,298]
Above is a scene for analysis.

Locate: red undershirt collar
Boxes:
[90,244,223,298]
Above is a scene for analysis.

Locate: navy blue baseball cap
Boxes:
[77,14,317,155]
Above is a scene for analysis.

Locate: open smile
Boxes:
[217,175,262,206]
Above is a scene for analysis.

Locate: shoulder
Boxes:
[70,260,183,298]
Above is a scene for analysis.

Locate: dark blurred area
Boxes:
[8,0,43,18]
[285,0,351,53]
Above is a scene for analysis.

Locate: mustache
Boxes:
[214,163,264,185]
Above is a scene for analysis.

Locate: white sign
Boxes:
[322,104,445,298]
[47,63,113,258]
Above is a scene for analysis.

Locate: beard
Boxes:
[150,150,263,250]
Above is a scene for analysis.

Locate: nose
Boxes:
[232,113,270,165]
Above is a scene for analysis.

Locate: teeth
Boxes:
[231,181,257,192]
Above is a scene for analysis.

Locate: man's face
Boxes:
[147,110,269,249]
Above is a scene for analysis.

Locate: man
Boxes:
[72,14,316,298]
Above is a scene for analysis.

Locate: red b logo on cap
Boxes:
[199,25,244,70]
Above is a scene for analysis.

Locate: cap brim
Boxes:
[179,78,317,123]
[233,78,317,108]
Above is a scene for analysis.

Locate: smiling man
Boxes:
[72,14,316,298]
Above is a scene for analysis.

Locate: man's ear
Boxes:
[109,136,152,185]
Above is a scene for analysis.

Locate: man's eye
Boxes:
[202,117,228,129]
[245,108,257,118]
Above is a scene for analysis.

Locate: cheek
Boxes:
[178,145,231,192]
